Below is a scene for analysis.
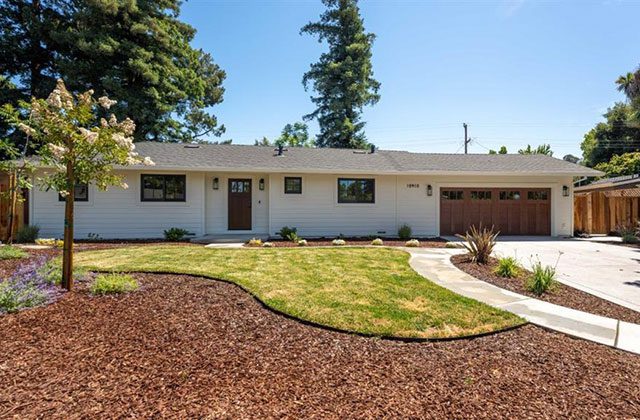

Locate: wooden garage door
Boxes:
[440,188,551,236]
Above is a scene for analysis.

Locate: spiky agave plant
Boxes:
[456,224,499,264]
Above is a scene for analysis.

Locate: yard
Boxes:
[72,245,521,339]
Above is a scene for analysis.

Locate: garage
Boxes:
[440,188,551,236]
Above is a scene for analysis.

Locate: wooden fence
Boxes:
[0,173,27,242]
[574,189,640,234]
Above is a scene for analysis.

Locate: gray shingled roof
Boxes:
[131,142,601,176]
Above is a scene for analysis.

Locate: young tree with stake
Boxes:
[2,80,154,289]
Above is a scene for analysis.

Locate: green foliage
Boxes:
[256,122,313,147]
[594,152,640,177]
[301,0,380,148]
[0,0,225,144]
[38,260,88,285]
[0,246,27,260]
[164,227,190,242]
[15,225,40,243]
[0,280,47,314]
[488,146,508,154]
[581,102,640,167]
[526,260,557,296]
[90,273,138,295]
[278,226,298,241]
[494,256,520,278]
[456,225,499,265]
[616,223,639,244]
[398,224,412,240]
[35,238,64,247]
[518,144,553,156]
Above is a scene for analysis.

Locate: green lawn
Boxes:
[74,246,523,339]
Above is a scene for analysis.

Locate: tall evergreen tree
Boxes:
[0,0,226,144]
[301,0,380,149]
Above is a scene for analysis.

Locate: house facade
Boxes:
[28,143,601,239]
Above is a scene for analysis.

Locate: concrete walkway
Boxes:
[407,248,640,355]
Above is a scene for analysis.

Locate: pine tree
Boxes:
[301,0,380,149]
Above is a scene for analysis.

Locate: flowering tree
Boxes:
[3,80,154,290]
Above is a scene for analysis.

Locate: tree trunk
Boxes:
[61,162,74,291]
[6,171,18,244]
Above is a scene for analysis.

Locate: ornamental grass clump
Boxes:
[616,223,639,244]
[38,259,89,286]
[0,245,27,260]
[526,261,557,296]
[371,238,384,246]
[398,224,412,240]
[15,225,40,243]
[0,258,61,314]
[405,239,420,247]
[456,224,499,264]
[262,242,274,248]
[332,239,346,246]
[297,239,308,247]
[90,273,139,295]
[247,238,262,247]
[494,256,520,278]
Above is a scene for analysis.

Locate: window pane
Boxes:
[165,176,185,200]
[338,178,375,203]
[442,190,463,200]
[284,177,302,194]
[58,183,89,202]
[499,191,521,200]
[527,191,548,200]
[471,191,491,200]
[143,176,164,200]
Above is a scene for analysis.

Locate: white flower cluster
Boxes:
[47,143,68,160]
[18,123,36,137]
[79,127,98,144]
[98,96,117,110]
[46,80,74,109]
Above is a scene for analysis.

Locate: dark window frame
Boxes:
[441,190,464,200]
[527,191,549,201]
[499,191,521,201]
[140,174,187,202]
[284,177,302,194]
[337,178,375,204]
[58,183,89,202]
[470,190,492,200]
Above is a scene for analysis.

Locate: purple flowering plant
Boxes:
[0,257,65,314]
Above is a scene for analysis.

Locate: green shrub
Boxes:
[278,226,299,242]
[164,227,190,241]
[371,238,384,246]
[494,256,520,278]
[90,273,139,295]
[456,224,498,264]
[405,239,420,247]
[38,260,88,286]
[398,224,412,240]
[616,223,639,244]
[0,246,27,260]
[526,260,556,296]
[15,225,40,243]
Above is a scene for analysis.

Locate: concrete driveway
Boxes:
[488,237,640,312]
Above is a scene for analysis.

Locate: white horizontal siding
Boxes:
[31,169,205,239]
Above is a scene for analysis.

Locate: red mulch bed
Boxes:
[1,272,639,418]
[257,237,448,248]
[451,254,640,324]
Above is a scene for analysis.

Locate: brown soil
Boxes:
[451,254,640,324]
[253,237,448,248]
[1,273,639,418]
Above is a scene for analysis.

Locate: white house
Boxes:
[27,143,601,240]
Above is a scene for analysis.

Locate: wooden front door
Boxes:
[228,179,252,230]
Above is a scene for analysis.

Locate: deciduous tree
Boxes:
[3,80,154,289]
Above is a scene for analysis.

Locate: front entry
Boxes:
[228,179,252,230]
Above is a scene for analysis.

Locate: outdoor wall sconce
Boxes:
[427,184,433,196]
[259,178,265,190]
[562,185,569,197]
[213,177,219,190]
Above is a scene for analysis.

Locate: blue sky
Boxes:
[181,0,640,157]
